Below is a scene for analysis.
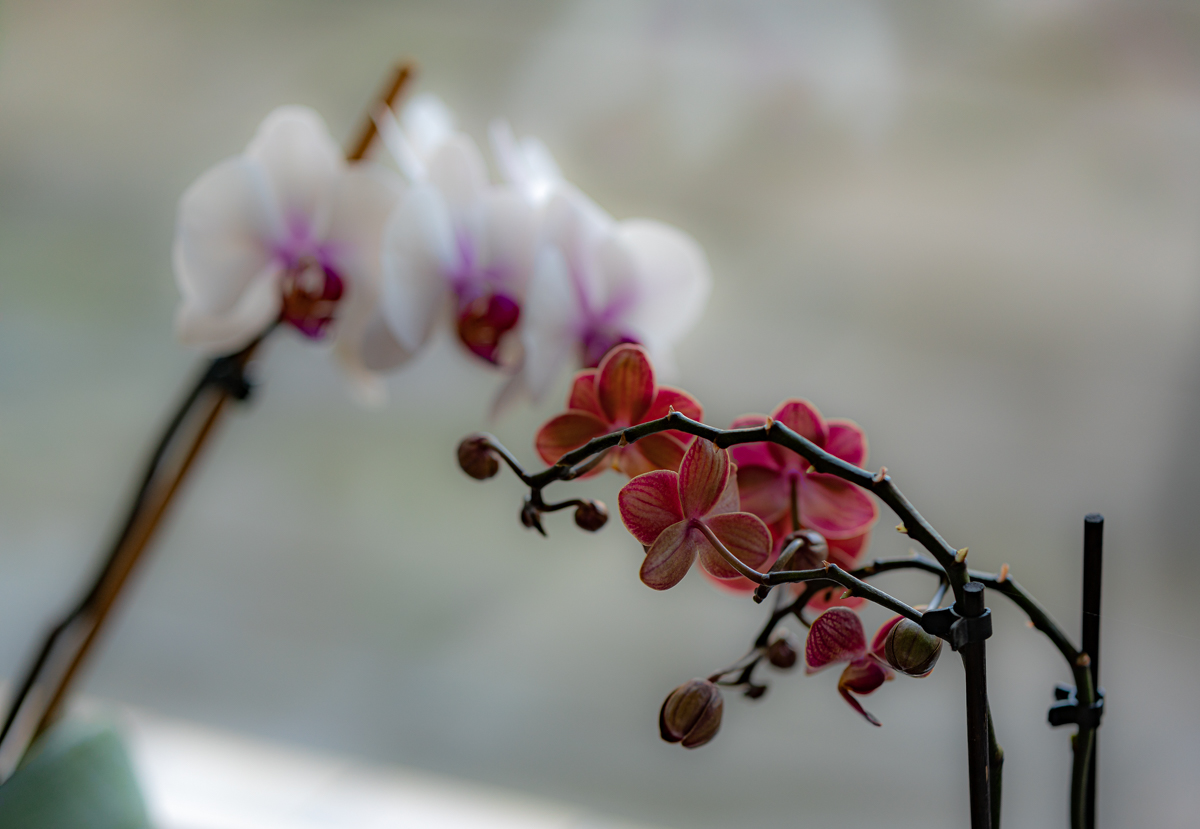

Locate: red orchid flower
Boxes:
[618,438,772,590]
[729,399,878,541]
[804,607,899,726]
[535,344,702,477]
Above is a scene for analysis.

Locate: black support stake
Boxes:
[959,581,992,829]
[1082,514,1103,829]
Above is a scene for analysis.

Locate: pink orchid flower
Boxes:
[173,106,407,395]
[729,399,878,542]
[805,607,899,726]
[536,345,702,477]
[619,439,772,590]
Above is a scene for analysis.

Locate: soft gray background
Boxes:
[2,1,1199,827]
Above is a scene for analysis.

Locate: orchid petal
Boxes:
[489,120,562,204]
[520,247,581,400]
[245,106,342,237]
[799,473,879,539]
[708,472,741,518]
[617,219,711,358]
[837,660,889,726]
[623,433,688,476]
[773,399,829,446]
[825,419,869,467]
[805,607,867,672]
[678,440,730,519]
[478,188,537,297]
[175,266,282,353]
[566,371,602,417]
[358,311,416,372]
[727,415,780,471]
[618,470,684,545]
[380,185,455,353]
[535,412,608,467]
[733,465,791,525]
[698,512,772,580]
[399,93,456,161]
[597,345,656,425]
[645,386,703,424]
[327,165,407,381]
[828,532,870,569]
[173,156,276,316]
[639,521,698,591]
[423,134,489,215]
[806,586,868,613]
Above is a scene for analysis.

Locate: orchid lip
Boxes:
[279,256,344,340]
[457,292,521,364]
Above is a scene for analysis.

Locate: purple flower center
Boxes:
[457,292,521,364]
[580,327,641,369]
[280,256,345,339]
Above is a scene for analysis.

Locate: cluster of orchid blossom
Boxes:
[486,343,942,735]
[173,94,710,405]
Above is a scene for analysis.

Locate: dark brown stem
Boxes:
[345,62,416,163]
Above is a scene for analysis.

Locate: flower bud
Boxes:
[882,618,943,677]
[780,529,828,570]
[520,501,545,535]
[659,679,723,749]
[574,499,608,532]
[457,435,499,480]
[766,629,799,669]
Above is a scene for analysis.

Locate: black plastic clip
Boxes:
[919,605,993,652]
[205,354,254,401]
[1048,683,1105,729]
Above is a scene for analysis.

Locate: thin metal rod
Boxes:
[959,581,992,829]
[1082,514,1103,829]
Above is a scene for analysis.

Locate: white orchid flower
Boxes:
[374,96,538,366]
[172,106,409,394]
[490,123,711,401]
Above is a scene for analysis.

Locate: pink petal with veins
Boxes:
[566,370,602,417]
[640,521,698,590]
[837,659,890,726]
[773,399,828,446]
[805,607,867,672]
[619,470,684,545]
[536,412,609,467]
[698,512,772,580]
[622,433,689,476]
[799,473,879,538]
[825,419,868,467]
[678,440,730,518]
[597,345,655,424]
[733,465,791,524]
[646,386,703,423]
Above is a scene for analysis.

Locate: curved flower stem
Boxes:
[480,413,971,603]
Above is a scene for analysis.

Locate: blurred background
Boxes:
[2,1,1199,826]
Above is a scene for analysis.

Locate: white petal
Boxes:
[617,219,711,354]
[478,188,538,297]
[379,185,455,353]
[424,134,489,215]
[375,106,424,182]
[400,94,456,160]
[488,120,562,204]
[173,156,276,315]
[175,265,282,354]
[357,311,417,372]
[245,106,344,238]
[520,247,582,400]
[327,164,407,380]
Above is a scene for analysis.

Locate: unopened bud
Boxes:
[457,435,499,480]
[780,529,828,570]
[520,501,545,535]
[574,499,609,532]
[766,630,799,669]
[882,618,943,677]
[659,679,723,749]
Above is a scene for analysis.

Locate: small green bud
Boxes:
[883,618,943,677]
[659,679,723,749]
[457,435,499,480]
